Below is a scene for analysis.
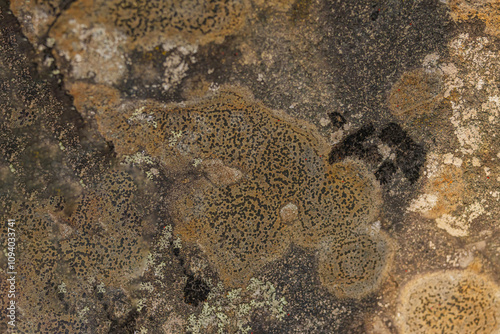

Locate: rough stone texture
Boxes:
[2,0,500,333]
[397,270,500,334]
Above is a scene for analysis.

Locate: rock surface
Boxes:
[1,0,499,333]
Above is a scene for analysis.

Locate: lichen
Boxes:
[79,84,389,297]
[388,68,444,118]
[4,198,90,333]
[186,278,287,334]
[59,169,152,286]
[396,270,500,334]
[318,231,394,299]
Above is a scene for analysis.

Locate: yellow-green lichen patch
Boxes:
[86,85,385,292]
[396,270,500,334]
[318,231,394,299]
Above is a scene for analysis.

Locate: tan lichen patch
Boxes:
[24,0,249,85]
[448,0,500,38]
[318,231,394,299]
[52,21,128,84]
[201,159,243,187]
[60,169,152,286]
[388,68,444,118]
[107,0,248,48]
[292,160,381,248]
[2,167,157,332]
[80,84,386,293]
[396,270,500,334]
[48,0,248,58]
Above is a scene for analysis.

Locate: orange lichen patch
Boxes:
[424,165,465,219]
[388,69,444,118]
[397,270,500,334]
[201,159,243,187]
[318,231,394,299]
[292,160,381,248]
[448,0,500,38]
[69,82,122,118]
[107,0,249,48]
[60,169,151,286]
[87,86,384,289]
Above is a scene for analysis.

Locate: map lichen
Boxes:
[80,84,389,296]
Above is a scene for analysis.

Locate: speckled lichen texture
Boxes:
[2,0,500,333]
[397,270,500,334]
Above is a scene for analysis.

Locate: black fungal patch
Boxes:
[379,123,425,184]
[183,275,210,307]
[375,160,397,185]
[108,309,139,334]
[328,111,346,131]
[328,124,377,164]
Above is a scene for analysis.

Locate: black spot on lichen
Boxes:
[328,111,346,131]
[184,275,210,307]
